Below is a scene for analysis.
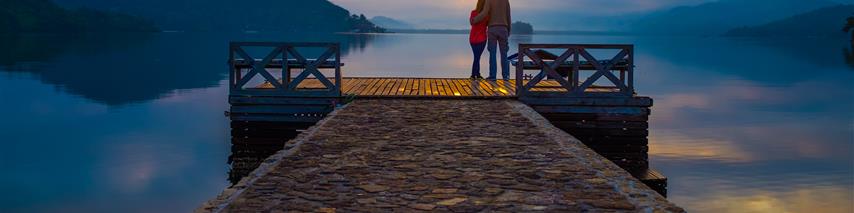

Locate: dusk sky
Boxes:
[330,0,716,30]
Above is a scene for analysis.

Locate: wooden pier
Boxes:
[215,42,676,211]
[257,78,632,98]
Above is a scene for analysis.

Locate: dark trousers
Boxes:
[470,42,486,77]
[487,26,510,80]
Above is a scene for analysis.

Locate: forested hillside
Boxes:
[54,0,384,32]
[631,0,839,35]
[726,5,854,37]
[0,0,158,33]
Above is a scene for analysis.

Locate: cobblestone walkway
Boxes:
[201,100,683,212]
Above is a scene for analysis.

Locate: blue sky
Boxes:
[330,0,716,29]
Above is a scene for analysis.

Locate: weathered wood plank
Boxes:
[520,96,652,107]
[230,114,325,123]
[424,79,433,96]
[231,105,333,114]
[431,79,442,96]
[474,80,492,96]
[340,78,357,94]
[410,78,419,96]
[400,78,411,96]
[445,79,456,96]
[233,77,649,98]
[370,78,388,96]
[464,79,479,96]
[391,78,403,96]
[382,78,396,96]
[444,79,460,96]
[229,97,338,105]
[438,79,447,96]
[532,106,650,115]
[477,80,495,96]
[413,78,422,96]
[363,78,381,96]
[454,79,472,96]
[398,79,409,96]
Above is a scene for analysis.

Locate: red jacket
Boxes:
[470,10,488,44]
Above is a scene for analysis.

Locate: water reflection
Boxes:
[844,47,854,69]
[0,77,232,212]
[688,186,852,213]
[228,143,284,185]
[227,121,307,185]
[1,32,852,212]
[0,33,376,106]
[635,37,854,212]
[0,34,150,69]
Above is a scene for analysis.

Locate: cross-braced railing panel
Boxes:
[514,44,634,97]
[229,42,342,98]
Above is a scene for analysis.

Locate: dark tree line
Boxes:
[845,16,853,46]
[50,0,386,33]
[845,15,854,69]
[348,14,386,33]
[0,0,158,33]
[511,21,534,35]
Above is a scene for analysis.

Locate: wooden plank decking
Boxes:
[255,78,620,98]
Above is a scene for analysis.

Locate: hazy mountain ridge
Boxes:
[725,4,854,37]
[53,0,383,32]
[0,0,158,33]
[371,16,414,29]
[631,0,840,36]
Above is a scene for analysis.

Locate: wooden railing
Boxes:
[514,44,635,97]
[229,42,342,98]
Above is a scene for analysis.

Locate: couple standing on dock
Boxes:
[469,0,512,80]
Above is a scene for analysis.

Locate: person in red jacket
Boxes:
[469,0,488,79]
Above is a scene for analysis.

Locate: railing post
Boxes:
[228,43,235,93]
[516,44,526,98]
[281,44,289,91]
[627,46,635,95]
[572,47,580,92]
[514,44,635,98]
[227,42,343,98]
[334,43,342,96]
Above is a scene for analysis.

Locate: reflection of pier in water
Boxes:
[227,121,307,185]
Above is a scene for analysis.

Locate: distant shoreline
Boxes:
[387,28,632,36]
[2,30,847,40]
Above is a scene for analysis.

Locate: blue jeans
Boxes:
[487,26,510,80]
[470,42,486,77]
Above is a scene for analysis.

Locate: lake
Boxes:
[1,32,852,212]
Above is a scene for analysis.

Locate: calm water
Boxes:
[1,32,852,212]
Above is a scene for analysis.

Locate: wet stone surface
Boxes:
[208,100,684,212]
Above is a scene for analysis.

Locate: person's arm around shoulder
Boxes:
[471,0,491,25]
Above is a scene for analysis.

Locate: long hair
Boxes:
[475,0,486,12]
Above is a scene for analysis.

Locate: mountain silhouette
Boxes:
[726,4,854,37]
[0,0,157,33]
[53,0,381,32]
[370,16,415,30]
[631,0,839,36]
[0,32,376,106]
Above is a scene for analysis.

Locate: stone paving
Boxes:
[200,100,684,212]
